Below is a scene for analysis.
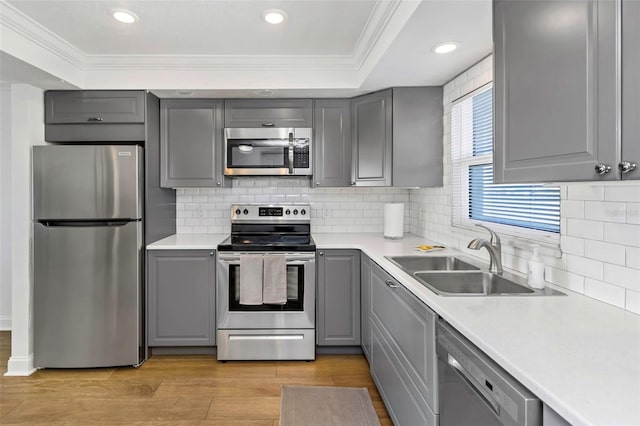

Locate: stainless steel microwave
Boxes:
[224,128,312,176]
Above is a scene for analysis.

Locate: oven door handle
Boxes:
[217,254,316,263]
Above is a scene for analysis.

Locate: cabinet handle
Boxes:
[385,280,399,288]
[318,251,324,256]
[209,251,214,256]
[594,163,611,175]
[316,182,320,186]
[261,123,275,127]
[217,181,221,186]
[87,117,104,122]
[351,182,356,186]
[619,161,637,174]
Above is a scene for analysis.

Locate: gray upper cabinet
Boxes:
[317,250,361,346]
[224,99,313,128]
[622,0,640,180]
[160,99,225,188]
[44,90,146,142]
[351,89,393,186]
[351,87,443,187]
[493,0,623,182]
[147,250,216,347]
[45,91,145,124]
[313,99,352,187]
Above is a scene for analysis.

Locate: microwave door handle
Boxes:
[288,132,294,174]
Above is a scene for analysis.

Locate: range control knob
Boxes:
[293,209,299,215]
[243,209,249,215]
[300,209,306,215]
[285,209,291,215]
[235,209,241,215]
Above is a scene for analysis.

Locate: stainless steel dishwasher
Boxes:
[437,320,542,426]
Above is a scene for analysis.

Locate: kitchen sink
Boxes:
[385,256,480,273]
[413,271,565,296]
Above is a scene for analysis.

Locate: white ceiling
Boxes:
[0,0,492,96]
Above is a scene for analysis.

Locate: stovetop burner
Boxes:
[217,203,315,252]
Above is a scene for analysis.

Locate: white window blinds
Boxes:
[451,86,560,236]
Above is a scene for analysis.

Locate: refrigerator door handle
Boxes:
[39,219,139,227]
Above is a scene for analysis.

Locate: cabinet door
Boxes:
[45,91,145,124]
[224,99,313,128]
[351,89,392,186]
[313,99,352,187]
[622,0,640,180]
[494,0,619,182]
[317,250,361,346]
[361,254,372,360]
[370,321,438,426]
[392,87,443,188]
[160,99,224,188]
[370,263,438,412]
[148,250,216,346]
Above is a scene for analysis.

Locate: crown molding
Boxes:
[0,1,84,67]
[1,0,419,85]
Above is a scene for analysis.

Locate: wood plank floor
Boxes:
[0,332,391,425]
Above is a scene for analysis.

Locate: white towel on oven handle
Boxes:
[263,254,287,304]
[239,254,264,305]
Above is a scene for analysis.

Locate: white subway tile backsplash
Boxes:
[560,200,584,219]
[584,279,626,309]
[604,222,640,247]
[584,240,626,265]
[560,235,585,256]
[545,267,585,293]
[567,185,605,201]
[627,203,640,225]
[603,264,640,291]
[566,255,603,280]
[605,184,640,203]
[566,219,604,240]
[627,247,640,269]
[626,290,640,314]
[584,201,626,223]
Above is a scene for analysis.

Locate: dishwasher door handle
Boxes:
[447,353,501,417]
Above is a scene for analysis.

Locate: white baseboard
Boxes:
[0,316,11,331]
[5,354,36,376]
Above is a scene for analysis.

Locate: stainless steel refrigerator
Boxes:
[33,145,144,368]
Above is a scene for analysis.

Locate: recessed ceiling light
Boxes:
[432,42,460,54]
[112,9,138,24]
[263,9,287,25]
[177,90,193,96]
[256,89,274,97]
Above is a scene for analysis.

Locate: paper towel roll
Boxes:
[384,203,404,239]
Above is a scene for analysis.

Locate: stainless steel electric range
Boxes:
[216,204,316,361]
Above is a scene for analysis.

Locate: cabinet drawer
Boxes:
[224,99,313,128]
[45,91,145,124]
[371,321,438,426]
[371,262,438,412]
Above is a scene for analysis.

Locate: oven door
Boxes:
[216,252,315,330]
[224,128,312,176]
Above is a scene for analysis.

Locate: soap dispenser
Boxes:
[527,245,545,289]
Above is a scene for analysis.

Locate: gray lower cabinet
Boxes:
[316,250,361,346]
[494,0,638,182]
[313,99,352,187]
[351,87,443,187]
[160,99,225,188]
[224,99,313,128]
[361,254,372,359]
[147,250,216,346]
[369,260,438,424]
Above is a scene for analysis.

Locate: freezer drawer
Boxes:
[33,221,142,368]
[33,145,143,220]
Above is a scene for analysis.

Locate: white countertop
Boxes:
[148,232,640,425]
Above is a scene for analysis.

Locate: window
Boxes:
[451,85,560,241]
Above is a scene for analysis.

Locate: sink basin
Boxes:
[414,271,535,296]
[386,256,480,273]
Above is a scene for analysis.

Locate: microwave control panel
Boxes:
[294,147,309,168]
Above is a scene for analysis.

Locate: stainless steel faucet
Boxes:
[467,224,503,275]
